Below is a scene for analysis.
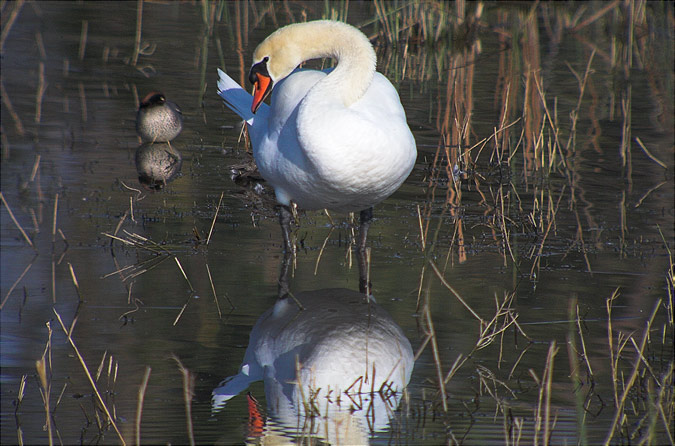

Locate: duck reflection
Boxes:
[134,92,183,190]
[212,287,414,444]
[134,142,183,190]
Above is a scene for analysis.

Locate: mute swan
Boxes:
[136,92,183,142]
[217,20,416,253]
[212,288,414,443]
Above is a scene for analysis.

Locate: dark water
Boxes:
[1,2,673,445]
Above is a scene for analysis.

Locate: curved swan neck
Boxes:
[253,21,376,107]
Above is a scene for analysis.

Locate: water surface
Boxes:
[1,2,673,445]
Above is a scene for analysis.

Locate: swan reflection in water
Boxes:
[212,288,414,444]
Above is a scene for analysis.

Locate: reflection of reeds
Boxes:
[131,0,143,66]
[35,61,46,123]
[1,80,26,136]
[35,323,54,446]
[0,0,25,55]
[53,310,126,445]
[172,356,196,446]
[604,298,669,444]
[531,341,558,446]
[135,366,152,446]
[78,20,88,60]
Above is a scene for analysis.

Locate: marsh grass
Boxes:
[396,2,673,443]
[2,0,673,444]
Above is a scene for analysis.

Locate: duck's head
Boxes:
[139,91,167,110]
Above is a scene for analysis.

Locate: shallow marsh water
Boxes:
[1,1,673,445]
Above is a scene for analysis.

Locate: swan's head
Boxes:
[248,21,376,113]
[249,27,306,113]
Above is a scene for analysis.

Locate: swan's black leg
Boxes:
[358,207,373,254]
[279,205,294,254]
[278,247,291,298]
[278,205,294,298]
[357,207,373,295]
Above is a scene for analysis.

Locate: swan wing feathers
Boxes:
[216,68,269,124]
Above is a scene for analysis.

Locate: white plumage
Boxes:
[217,20,416,213]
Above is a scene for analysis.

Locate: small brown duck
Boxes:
[136,92,183,142]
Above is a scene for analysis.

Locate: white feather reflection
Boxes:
[212,288,414,444]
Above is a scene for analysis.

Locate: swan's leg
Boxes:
[357,207,373,253]
[278,246,291,298]
[278,205,294,298]
[279,205,294,254]
[358,207,373,295]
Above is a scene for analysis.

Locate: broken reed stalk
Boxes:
[529,185,566,279]
[35,358,53,445]
[172,257,199,324]
[95,351,108,383]
[428,260,483,322]
[135,366,152,446]
[314,226,334,275]
[571,0,620,32]
[634,180,667,209]
[206,191,224,245]
[605,288,621,407]
[52,193,58,243]
[172,356,196,446]
[15,374,27,414]
[0,0,25,54]
[533,75,568,171]
[36,323,54,446]
[78,82,87,122]
[172,257,195,293]
[78,20,88,60]
[35,61,46,123]
[0,192,35,249]
[635,137,667,169]
[0,256,36,310]
[52,310,126,445]
[568,51,596,137]
[205,263,224,317]
[532,341,558,446]
[416,204,426,250]
[575,303,594,379]
[0,80,26,135]
[68,262,84,302]
[604,300,662,445]
[498,186,517,264]
[131,0,143,66]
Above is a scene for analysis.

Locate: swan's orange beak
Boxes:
[251,74,272,114]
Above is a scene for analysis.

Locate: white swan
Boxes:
[212,288,414,444]
[217,20,416,249]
